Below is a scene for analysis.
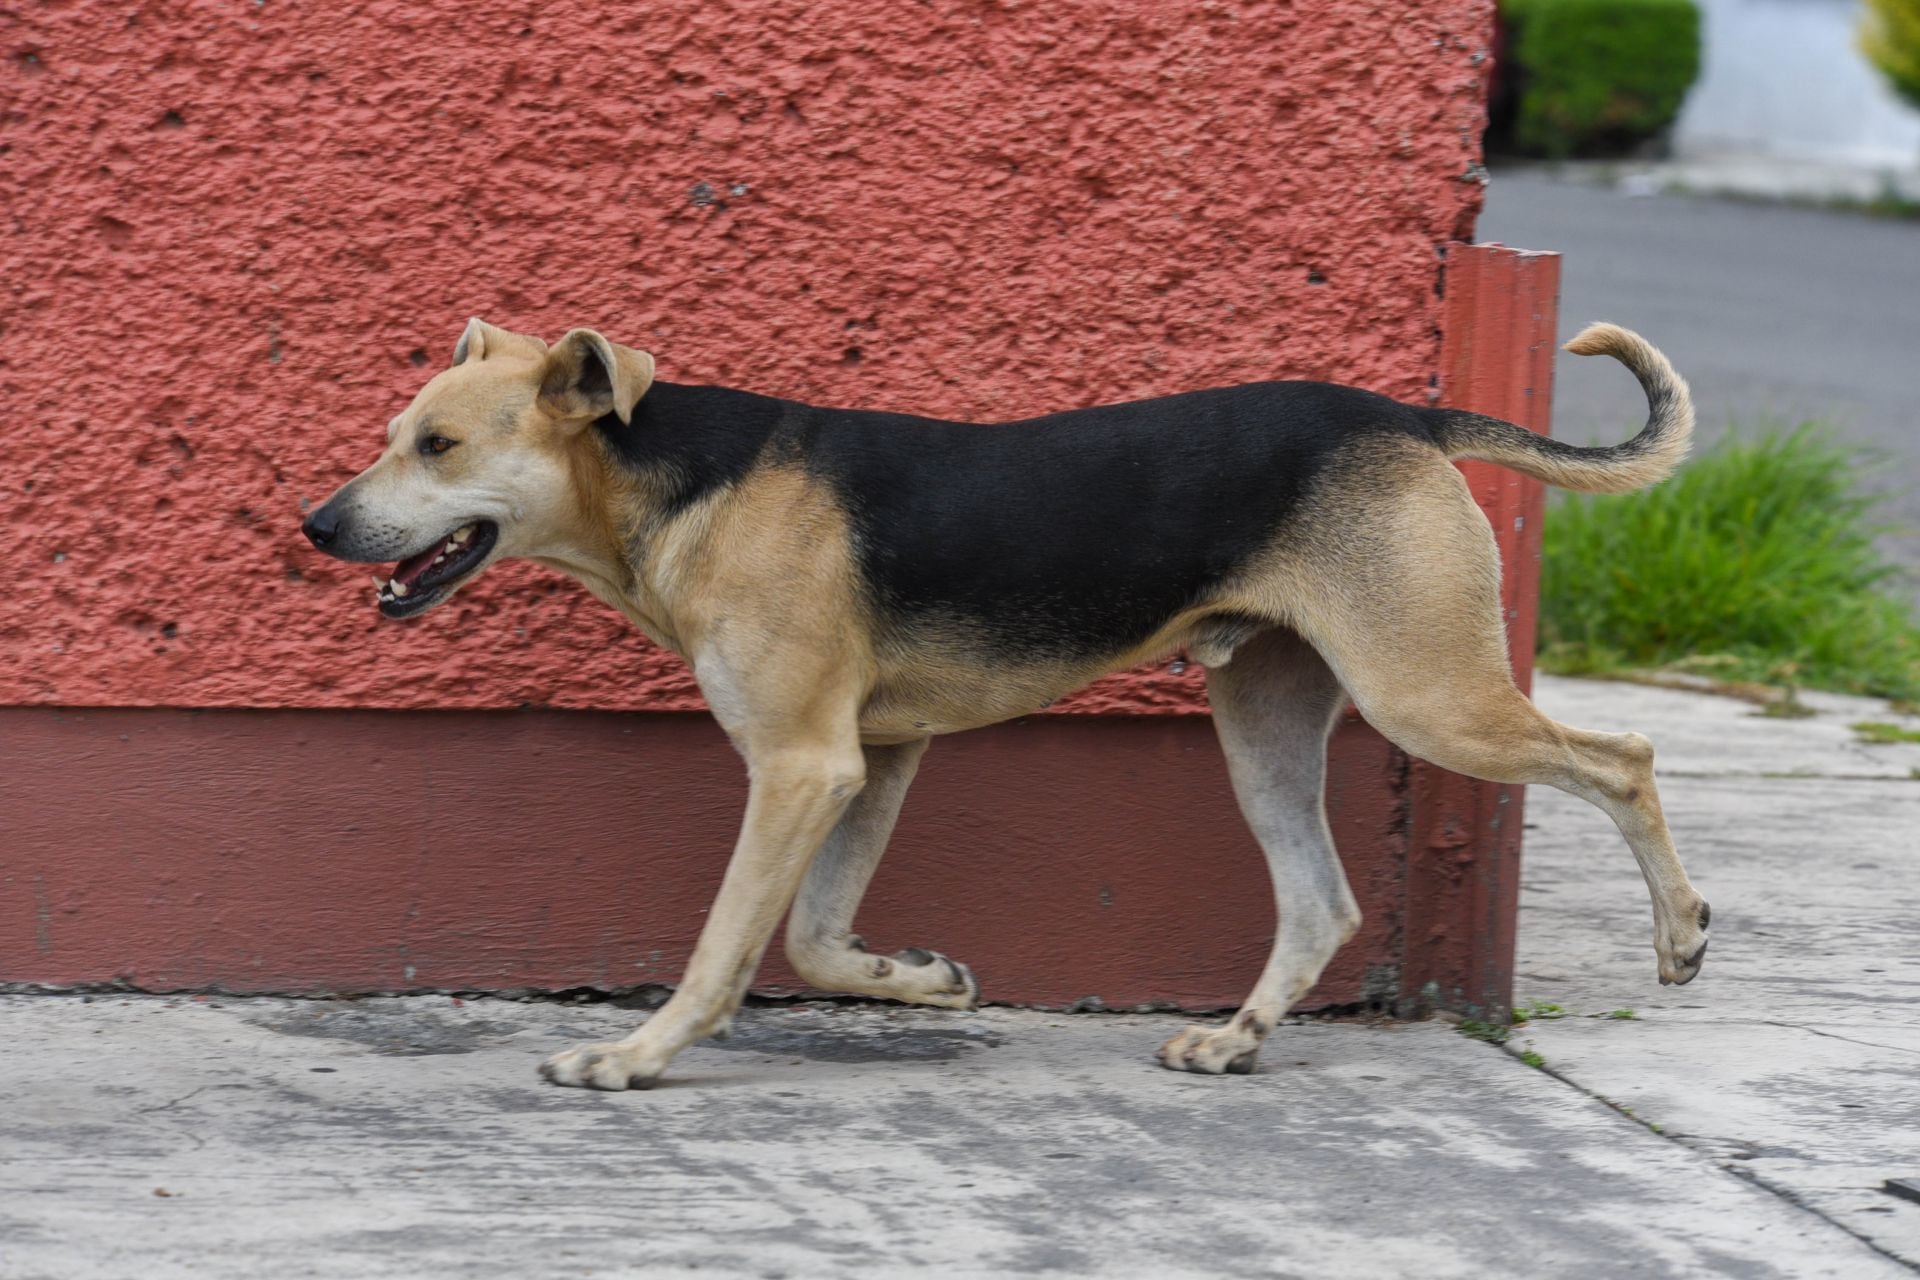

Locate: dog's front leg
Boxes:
[540,740,867,1091]
[783,738,980,1008]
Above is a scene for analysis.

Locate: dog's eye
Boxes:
[419,435,457,456]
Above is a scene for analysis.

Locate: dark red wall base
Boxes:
[1,706,1428,1012]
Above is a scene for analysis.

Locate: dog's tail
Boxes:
[1422,322,1693,494]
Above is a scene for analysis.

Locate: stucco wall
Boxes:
[1,1,1491,714]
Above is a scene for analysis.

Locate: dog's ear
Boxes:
[452,318,548,366]
[537,328,656,427]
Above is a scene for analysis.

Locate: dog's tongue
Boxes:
[390,544,441,587]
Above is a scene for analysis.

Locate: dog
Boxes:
[302,317,1708,1090]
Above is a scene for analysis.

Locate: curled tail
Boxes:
[1424,322,1693,493]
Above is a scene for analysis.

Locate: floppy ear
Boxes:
[452,317,548,366]
[537,328,656,426]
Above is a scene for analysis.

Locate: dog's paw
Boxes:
[1657,898,1710,987]
[797,937,981,1009]
[884,946,980,1010]
[1155,1023,1263,1076]
[538,1041,661,1091]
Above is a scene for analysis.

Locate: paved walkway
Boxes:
[3,676,1918,1278]
[1516,675,1920,1273]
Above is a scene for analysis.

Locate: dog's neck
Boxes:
[533,385,799,658]
[525,427,705,655]
[512,432,656,648]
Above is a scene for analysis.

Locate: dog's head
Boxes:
[301,319,654,619]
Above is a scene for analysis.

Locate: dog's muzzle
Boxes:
[302,501,501,619]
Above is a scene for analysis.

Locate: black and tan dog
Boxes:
[303,318,1707,1090]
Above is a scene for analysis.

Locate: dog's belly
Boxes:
[857,660,1097,739]
[856,686,1067,739]
[855,612,1269,740]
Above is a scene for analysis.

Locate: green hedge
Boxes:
[1498,0,1702,159]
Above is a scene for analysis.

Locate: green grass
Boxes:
[1854,720,1920,744]
[1678,179,1920,222]
[1517,1049,1548,1070]
[1539,426,1920,700]
[1512,999,1567,1024]
[1456,1018,1511,1045]
[1825,185,1920,220]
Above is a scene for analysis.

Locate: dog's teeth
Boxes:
[391,581,409,597]
[452,526,472,544]
[371,576,387,591]
[433,554,446,565]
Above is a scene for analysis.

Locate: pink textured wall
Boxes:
[1,2,1491,713]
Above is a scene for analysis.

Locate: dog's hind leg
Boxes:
[1157,627,1359,1075]
[1359,683,1710,987]
[1293,457,1709,992]
[780,737,980,1008]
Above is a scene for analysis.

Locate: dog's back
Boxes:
[617,378,1436,662]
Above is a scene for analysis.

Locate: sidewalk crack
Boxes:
[142,1084,217,1114]
[1477,1038,1919,1272]
[1762,1021,1920,1059]
[1657,770,1920,783]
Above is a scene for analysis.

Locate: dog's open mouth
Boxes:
[371,520,499,619]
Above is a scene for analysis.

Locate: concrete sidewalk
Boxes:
[1515,676,1920,1272]
[3,676,1918,1278]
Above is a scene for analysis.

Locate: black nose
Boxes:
[302,504,340,549]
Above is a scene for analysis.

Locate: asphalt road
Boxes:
[1478,169,1920,573]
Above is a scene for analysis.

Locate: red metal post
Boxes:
[1398,242,1561,1018]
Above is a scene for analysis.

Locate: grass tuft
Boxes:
[1854,720,1920,744]
[1456,1018,1511,1045]
[1512,999,1567,1024]
[1539,425,1920,700]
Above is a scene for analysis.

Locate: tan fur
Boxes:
[311,319,1710,1091]
[1153,444,1706,1073]
[1439,322,1694,494]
